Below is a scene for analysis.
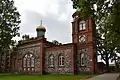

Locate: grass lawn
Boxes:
[0,73,94,80]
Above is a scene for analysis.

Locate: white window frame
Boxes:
[79,20,86,30]
[49,55,54,67]
[59,55,64,66]
[23,53,35,72]
[23,58,27,67]
[31,57,34,67]
[81,53,85,66]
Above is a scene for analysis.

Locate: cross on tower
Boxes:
[40,20,42,26]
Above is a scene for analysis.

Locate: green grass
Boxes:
[0,73,94,80]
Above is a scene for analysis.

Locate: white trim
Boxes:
[59,55,64,66]
[79,20,86,30]
[79,35,86,42]
[49,55,54,67]
[81,53,85,66]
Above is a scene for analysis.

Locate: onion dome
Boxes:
[36,20,46,32]
[36,25,46,32]
[36,20,46,37]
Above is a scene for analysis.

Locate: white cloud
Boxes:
[14,0,66,16]
[13,0,75,43]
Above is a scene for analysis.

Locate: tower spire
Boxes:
[40,20,42,26]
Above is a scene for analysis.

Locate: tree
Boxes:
[22,34,30,40]
[0,0,21,53]
[97,22,120,69]
[109,0,120,34]
[52,40,62,45]
[71,0,120,69]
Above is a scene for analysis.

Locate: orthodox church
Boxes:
[1,12,97,74]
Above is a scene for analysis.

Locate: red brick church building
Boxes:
[1,12,97,74]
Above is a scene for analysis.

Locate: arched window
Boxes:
[81,53,85,66]
[23,53,35,72]
[49,54,54,67]
[58,54,64,67]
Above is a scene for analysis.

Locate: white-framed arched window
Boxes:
[23,53,35,72]
[49,54,54,67]
[58,54,64,67]
[81,53,85,66]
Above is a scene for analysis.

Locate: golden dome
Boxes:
[36,25,46,32]
[36,20,46,32]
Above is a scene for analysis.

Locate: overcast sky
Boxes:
[13,0,75,44]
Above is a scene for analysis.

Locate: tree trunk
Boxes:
[105,55,110,72]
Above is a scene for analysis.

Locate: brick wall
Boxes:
[44,44,75,74]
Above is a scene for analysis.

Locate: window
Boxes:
[31,57,34,67]
[27,55,30,67]
[23,58,27,67]
[79,20,86,30]
[79,35,86,42]
[23,53,35,72]
[59,54,64,66]
[81,53,85,66]
[49,55,54,67]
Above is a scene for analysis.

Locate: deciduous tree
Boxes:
[0,0,21,53]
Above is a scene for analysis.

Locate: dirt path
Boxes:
[87,73,119,80]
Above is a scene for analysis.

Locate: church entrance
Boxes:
[22,53,35,73]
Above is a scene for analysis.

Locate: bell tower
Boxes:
[72,12,96,74]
